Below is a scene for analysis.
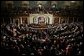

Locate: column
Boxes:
[59,17,61,24]
[67,17,69,23]
[77,17,78,22]
[27,17,29,24]
[20,17,22,24]
[66,17,68,23]
[18,18,19,26]
[10,17,11,24]
[13,18,15,24]
[12,18,13,24]
[73,17,74,23]
[10,17,13,24]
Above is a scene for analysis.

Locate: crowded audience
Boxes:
[1,22,83,56]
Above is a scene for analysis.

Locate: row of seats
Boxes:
[1,22,83,56]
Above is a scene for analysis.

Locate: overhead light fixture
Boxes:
[38,4,41,7]
[38,4,42,8]
[71,1,75,3]
[52,5,55,8]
